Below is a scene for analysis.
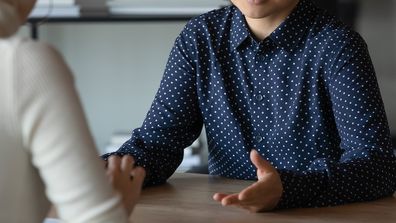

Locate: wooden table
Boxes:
[132,173,396,223]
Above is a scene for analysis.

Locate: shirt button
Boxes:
[256,54,266,61]
[255,135,263,143]
[255,94,264,101]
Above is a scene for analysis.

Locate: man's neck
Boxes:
[245,0,299,41]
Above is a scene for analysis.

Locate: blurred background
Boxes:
[21,0,396,172]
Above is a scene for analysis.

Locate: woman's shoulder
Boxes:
[11,36,62,61]
[10,36,70,75]
[7,36,74,87]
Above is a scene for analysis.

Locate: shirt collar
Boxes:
[230,6,250,51]
[230,0,318,52]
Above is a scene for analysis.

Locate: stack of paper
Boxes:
[104,131,132,153]
[107,0,231,16]
[42,218,60,223]
[29,0,80,18]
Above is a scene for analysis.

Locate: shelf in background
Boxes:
[27,0,231,39]
[27,14,193,40]
[28,14,195,23]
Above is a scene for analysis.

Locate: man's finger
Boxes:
[221,194,240,206]
[213,193,229,202]
[250,150,274,174]
[238,181,261,202]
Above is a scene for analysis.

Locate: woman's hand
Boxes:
[106,155,146,215]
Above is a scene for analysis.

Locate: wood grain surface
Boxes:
[132,173,396,223]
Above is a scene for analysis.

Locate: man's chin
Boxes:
[243,11,271,19]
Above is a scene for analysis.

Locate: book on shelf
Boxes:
[36,0,75,7]
[76,0,108,16]
[107,0,229,7]
[29,5,80,18]
[107,0,231,16]
[108,7,220,16]
[30,0,231,18]
[30,0,78,18]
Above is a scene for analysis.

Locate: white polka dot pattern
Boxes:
[103,0,396,208]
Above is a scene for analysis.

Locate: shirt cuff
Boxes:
[275,169,327,209]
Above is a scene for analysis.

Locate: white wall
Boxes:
[21,22,186,153]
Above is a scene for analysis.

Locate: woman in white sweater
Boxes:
[0,0,145,222]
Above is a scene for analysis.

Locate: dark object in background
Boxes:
[314,0,360,29]
[186,165,209,174]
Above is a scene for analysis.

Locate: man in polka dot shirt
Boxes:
[103,0,396,211]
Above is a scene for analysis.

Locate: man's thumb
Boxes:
[250,149,273,173]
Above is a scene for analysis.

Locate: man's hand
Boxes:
[213,150,283,212]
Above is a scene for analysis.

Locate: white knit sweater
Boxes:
[0,36,129,223]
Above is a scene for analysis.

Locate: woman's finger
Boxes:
[121,155,135,172]
[130,167,145,187]
[107,155,121,172]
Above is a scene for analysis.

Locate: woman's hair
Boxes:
[0,0,21,38]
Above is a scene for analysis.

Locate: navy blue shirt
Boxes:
[104,0,396,208]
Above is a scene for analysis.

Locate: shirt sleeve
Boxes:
[275,33,396,209]
[102,27,204,186]
[16,40,129,222]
